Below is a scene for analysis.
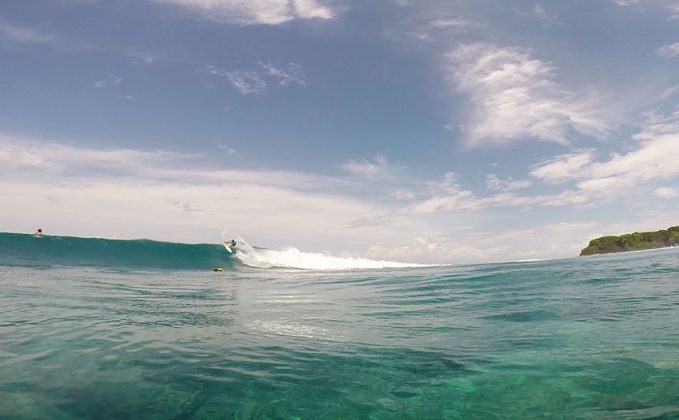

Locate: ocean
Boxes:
[0,233,678,419]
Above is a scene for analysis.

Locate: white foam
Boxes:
[224,235,429,270]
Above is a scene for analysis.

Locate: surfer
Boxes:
[226,239,237,248]
[34,228,43,237]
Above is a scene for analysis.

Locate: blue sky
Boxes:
[1,0,678,263]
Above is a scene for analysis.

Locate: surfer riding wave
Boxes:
[225,239,237,254]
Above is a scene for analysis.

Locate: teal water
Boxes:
[1,235,678,418]
[0,233,236,270]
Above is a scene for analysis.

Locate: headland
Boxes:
[580,226,679,256]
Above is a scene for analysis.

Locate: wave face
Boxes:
[0,233,425,271]
[0,233,235,270]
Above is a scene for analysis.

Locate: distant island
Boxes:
[580,226,679,256]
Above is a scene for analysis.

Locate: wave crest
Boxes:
[230,237,428,270]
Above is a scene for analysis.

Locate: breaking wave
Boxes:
[0,232,424,271]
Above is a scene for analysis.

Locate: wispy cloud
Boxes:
[445,43,613,147]
[342,156,390,180]
[430,19,473,30]
[669,4,679,21]
[528,111,679,194]
[0,134,197,175]
[149,0,335,25]
[661,85,679,99]
[486,174,532,191]
[655,187,678,199]
[0,18,58,46]
[405,172,478,213]
[577,112,679,192]
[207,66,267,95]
[656,42,679,58]
[94,75,123,88]
[225,70,268,95]
[403,175,595,215]
[127,50,157,64]
[0,17,149,57]
[207,62,307,95]
[367,221,602,264]
[518,3,559,26]
[259,62,307,87]
[388,189,416,201]
[611,0,639,6]
[217,144,240,157]
[530,150,595,183]
[381,11,476,47]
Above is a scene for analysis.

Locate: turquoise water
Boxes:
[1,234,678,418]
[0,233,236,270]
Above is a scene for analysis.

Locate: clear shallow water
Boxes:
[1,249,678,419]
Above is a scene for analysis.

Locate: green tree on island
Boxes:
[581,226,679,256]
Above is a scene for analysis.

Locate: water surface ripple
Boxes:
[1,249,678,418]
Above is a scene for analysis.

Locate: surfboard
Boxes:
[224,240,237,254]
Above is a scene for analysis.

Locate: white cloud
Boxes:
[656,42,679,58]
[389,110,679,215]
[528,111,679,194]
[445,43,612,147]
[0,134,387,254]
[579,146,679,192]
[367,222,601,264]
[342,155,390,180]
[149,0,334,25]
[655,187,678,199]
[3,131,676,264]
[401,170,592,215]
[292,0,333,20]
[530,150,595,183]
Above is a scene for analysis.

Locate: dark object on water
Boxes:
[213,267,224,272]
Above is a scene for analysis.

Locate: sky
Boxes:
[1,0,678,264]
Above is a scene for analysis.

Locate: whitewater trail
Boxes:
[222,233,431,270]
